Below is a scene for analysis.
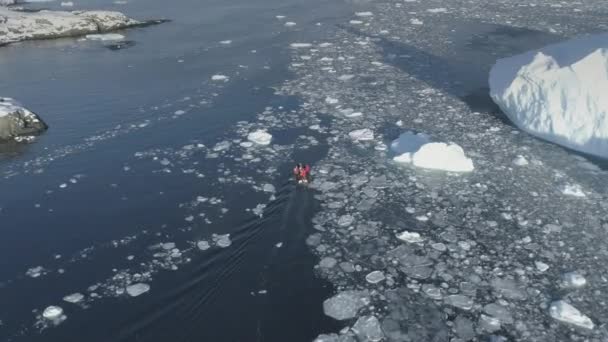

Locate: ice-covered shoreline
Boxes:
[0,7,166,46]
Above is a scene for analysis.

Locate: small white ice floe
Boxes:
[338,74,354,81]
[325,97,339,105]
[275,242,283,248]
[276,15,286,20]
[396,231,424,243]
[349,128,374,141]
[262,183,276,193]
[60,1,73,6]
[290,43,312,48]
[211,75,229,82]
[126,283,150,297]
[85,34,125,41]
[562,271,586,288]
[365,271,385,284]
[197,240,211,251]
[349,20,364,25]
[26,266,45,278]
[427,7,448,13]
[42,306,64,320]
[562,183,586,197]
[215,234,232,248]
[513,155,529,166]
[410,18,423,25]
[535,261,550,272]
[220,40,232,45]
[355,11,373,17]
[63,293,85,304]
[247,130,272,145]
[549,300,594,330]
[284,22,296,27]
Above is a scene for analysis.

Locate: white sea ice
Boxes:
[290,43,312,48]
[126,283,150,297]
[396,231,424,243]
[355,11,373,17]
[42,306,63,320]
[63,293,84,304]
[562,183,586,197]
[395,142,474,172]
[549,300,594,330]
[352,316,384,342]
[26,266,45,278]
[563,272,587,288]
[60,1,74,6]
[365,271,385,284]
[247,130,272,145]
[427,7,448,13]
[489,33,608,159]
[513,155,529,166]
[323,290,369,320]
[211,75,229,82]
[215,234,231,248]
[535,261,550,272]
[284,22,296,27]
[410,18,423,25]
[197,240,210,250]
[219,40,232,44]
[349,128,374,141]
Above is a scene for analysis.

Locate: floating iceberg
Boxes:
[394,142,474,172]
[247,130,272,145]
[42,306,64,320]
[489,33,608,159]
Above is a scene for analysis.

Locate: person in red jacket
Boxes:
[293,164,302,182]
[299,164,311,183]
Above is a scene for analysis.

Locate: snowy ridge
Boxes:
[490,33,608,158]
[0,7,163,46]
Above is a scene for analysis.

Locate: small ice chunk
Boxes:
[162,242,176,250]
[563,272,586,288]
[26,266,45,278]
[513,155,529,166]
[211,75,229,82]
[247,130,272,145]
[284,22,296,27]
[410,18,423,25]
[337,214,354,227]
[352,316,384,342]
[444,295,474,310]
[535,261,550,272]
[60,1,73,6]
[365,271,385,284]
[355,11,373,17]
[396,231,424,243]
[197,241,210,251]
[126,283,150,297]
[320,257,337,268]
[549,300,594,330]
[216,234,232,248]
[63,293,84,304]
[325,97,339,104]
[290,43,312,48]
[262,183,276,193]
[323,290,369,320]
[85,34,125,41]
[562,183,586,197]
[349,128,374,141]
[42,306,63,320]
[427,7,448,13]
[219,40,232,45]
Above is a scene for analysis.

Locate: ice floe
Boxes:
[394,142,474,172]
[126,283,150,297]
[85,33,126,41]
[348,128,374,141]
[247,130,272,145]
[549,300,594,330]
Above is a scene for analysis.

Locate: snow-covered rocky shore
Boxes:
[0,6,165,46]
[0,98,47,141]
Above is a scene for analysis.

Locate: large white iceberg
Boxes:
[489,34,608,158]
